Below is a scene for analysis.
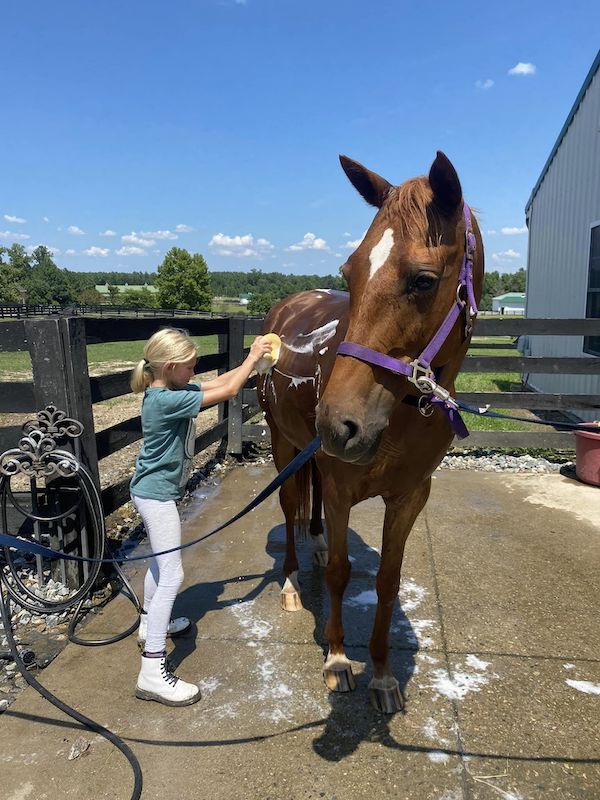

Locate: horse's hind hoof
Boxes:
[280,589,303,612]
[368,677,403,714]
[311,534,328,567]
[323,656,356,692]
[280,572,302,612]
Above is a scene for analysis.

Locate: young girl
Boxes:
[129,326,272,706]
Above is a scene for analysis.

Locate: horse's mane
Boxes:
[382,176,445,248]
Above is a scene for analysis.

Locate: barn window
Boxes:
[584,224,600,356]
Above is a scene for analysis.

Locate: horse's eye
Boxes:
[412,273,438,292]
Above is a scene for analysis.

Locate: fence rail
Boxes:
[1,315,599,516]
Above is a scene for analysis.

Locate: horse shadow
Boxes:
[263,522,418,761]
[165,520,418,762]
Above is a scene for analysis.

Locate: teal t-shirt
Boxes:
[130,384,203,501]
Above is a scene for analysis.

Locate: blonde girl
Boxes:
[130,327,272,706]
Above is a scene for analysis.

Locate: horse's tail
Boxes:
[294,454,313,541]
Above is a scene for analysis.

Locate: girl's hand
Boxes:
[249,336,275,364]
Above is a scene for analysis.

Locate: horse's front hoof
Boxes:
[280,572,302,612]
[368,676,403,713]
[323,655,356,692]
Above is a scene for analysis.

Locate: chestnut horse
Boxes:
[258,152,483,713]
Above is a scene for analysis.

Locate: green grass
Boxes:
[0,335,258,376]
[0,334,537,431]
[456,344,536,431]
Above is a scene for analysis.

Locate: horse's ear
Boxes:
[428,151,463,215]
[339,155,393,209]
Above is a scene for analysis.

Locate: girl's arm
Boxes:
[200,337,272,408]
[201,362,247,391]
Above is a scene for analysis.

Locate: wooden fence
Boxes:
[1,315,599,516]
[0,303,223,319]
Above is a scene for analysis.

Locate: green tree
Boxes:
[107,285,120,305]
[156,248,213,311]
[247,292,280,316]
[0,247,23,303]
[26,246,75,305]
[78,287,105,306]
[120,287,159,308]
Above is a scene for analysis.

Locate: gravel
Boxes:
[440,452,573,473]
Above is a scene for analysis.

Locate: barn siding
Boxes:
[525,57,600,421]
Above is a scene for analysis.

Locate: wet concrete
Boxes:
[1,466,599,800]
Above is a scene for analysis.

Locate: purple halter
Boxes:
[336,203,478,439]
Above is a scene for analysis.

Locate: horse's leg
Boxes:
[310,462,327,567]
[268,417,303,611]
[369,479,431,713]
[322,480,354,692]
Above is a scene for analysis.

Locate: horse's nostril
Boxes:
[341,418,359,443]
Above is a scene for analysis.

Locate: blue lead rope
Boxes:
[0,436,322,565]
[453,401,600,434]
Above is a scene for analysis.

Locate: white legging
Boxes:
[132,495,184,653]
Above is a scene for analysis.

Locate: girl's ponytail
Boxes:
[130,359,151,393]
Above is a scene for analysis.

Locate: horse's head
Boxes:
[316,152,483,464]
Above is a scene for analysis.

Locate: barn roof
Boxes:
[525,49,600,214]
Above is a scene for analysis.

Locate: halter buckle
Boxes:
[408,359,434,393]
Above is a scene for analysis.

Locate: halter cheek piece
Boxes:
[336,203,478,439]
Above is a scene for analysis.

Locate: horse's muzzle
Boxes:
[315,404,385,464]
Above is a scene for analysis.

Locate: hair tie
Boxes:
[143,358,149,366]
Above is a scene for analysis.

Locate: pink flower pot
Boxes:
[575,423,600,487]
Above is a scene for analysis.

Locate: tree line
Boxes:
[0,242,526,312]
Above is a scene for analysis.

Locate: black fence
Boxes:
[1,315,599,516]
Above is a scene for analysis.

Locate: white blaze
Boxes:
[369,228,394,281]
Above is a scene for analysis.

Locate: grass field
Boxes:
[0,335,536,431]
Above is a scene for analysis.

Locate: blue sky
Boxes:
[2,1,599,276]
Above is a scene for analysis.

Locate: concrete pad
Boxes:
[425,471,600,659]
[1,464,599,799]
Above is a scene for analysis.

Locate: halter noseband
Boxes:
[336,203,478,438]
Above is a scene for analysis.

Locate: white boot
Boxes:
[136,653,201,706]
[137,612,191,648]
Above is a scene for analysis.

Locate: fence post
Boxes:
[226,316,245,454]
[217,327,229,426]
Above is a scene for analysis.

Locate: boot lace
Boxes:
[161,656,179,687]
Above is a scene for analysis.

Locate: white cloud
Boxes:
[475,79,494,90]
[501,226,527,235]
[4,214,26,224]
[83,246,110,257]
[492,249,521,262]
[342,232,352,237]
[68,225,86,235]
[122,232,155,247]
[256,237,274,250]
[286,232,329,252]
[27,245,61,255]
[100,229,117,237]
[344,237,364,250]
[43,216,50,223]
[116,245,145,256]
[508,62,536,76]
[487,229,498,235]
[65,249,77,255]
[140,229,178,240]
[175,223,193,233]
[209,232,274,258]
[0,230,30,241]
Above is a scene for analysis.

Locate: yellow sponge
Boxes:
[256,333,282,375]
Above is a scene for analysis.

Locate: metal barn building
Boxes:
[525,50,600,421]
